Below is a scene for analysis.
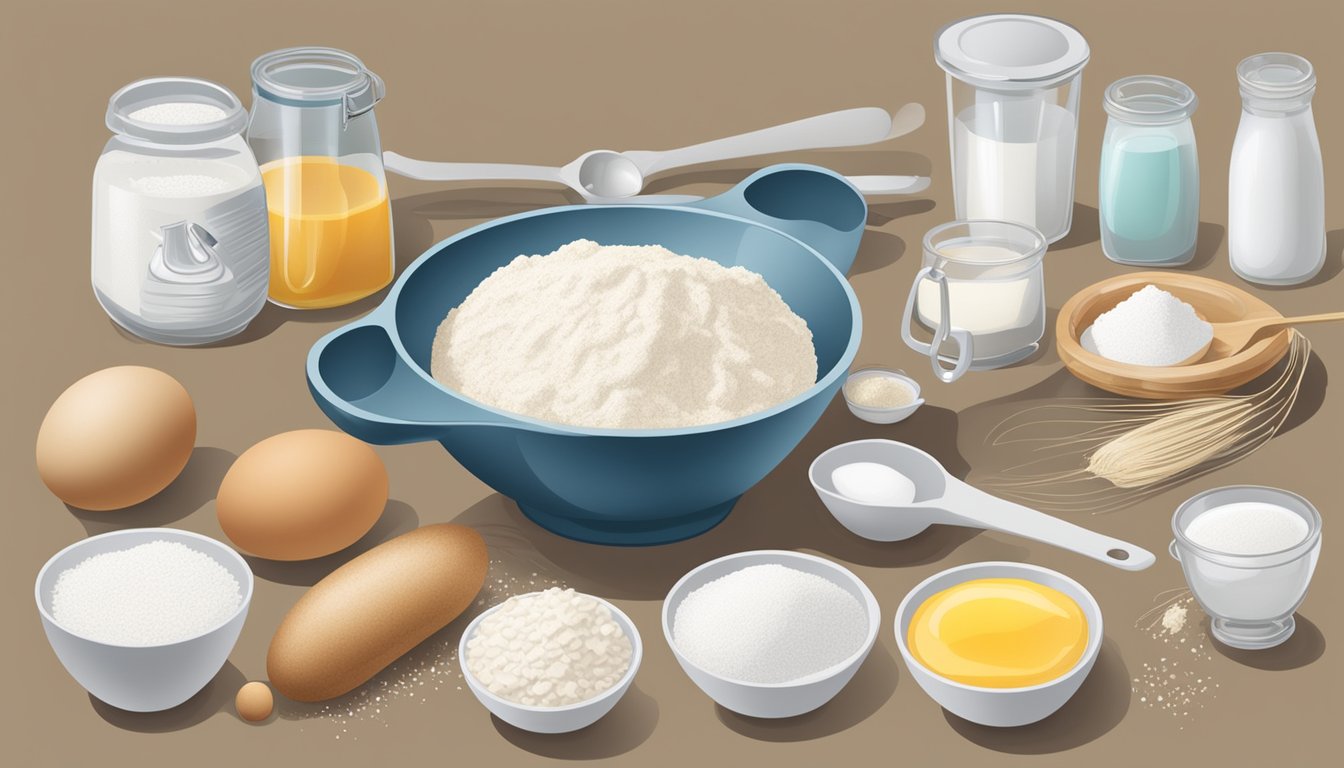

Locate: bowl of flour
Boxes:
[308,164,866,545]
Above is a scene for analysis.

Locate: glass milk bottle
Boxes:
[1099,76,1200,266]
[1229,53,1325,285]
[935,14,1090,243]
[247,47,393,309]
[92,78,269,345]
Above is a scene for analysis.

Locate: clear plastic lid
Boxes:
[106,78,248,145]
[935,14,1089,90]
[1104,75,1198,125]
[1237,52,1316,109]
[250,46,385,116]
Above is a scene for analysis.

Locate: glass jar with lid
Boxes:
[247,47,393,309]
[1099,75,1200,266]
[92,77,270,345]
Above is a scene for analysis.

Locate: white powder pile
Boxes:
[1184,502,1309,555]
[131,174,237,198]
[845,375,915,408]
[673,564,868,684]
[464,588,632,707]
[129,101,228,125]
[430,239,817,429]
[50,540,242,646]
[1161,603,1188,635]
[1091,284,1213,366]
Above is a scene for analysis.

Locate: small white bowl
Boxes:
[842,367,924,424]
[459,591,643,734]
[662,550,880,719]
[34,528,253,712]
[894,561,1102,728]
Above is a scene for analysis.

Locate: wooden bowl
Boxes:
[1056,272,1290,399]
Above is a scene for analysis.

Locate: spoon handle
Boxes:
[1257,310,1344,331]
[634,107,895,177]
[939,478,1156,571]
[383,151,562,183]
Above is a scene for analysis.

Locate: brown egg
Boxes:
[235,681,273,722]
[217,429,388,561]
[36,366,196,511]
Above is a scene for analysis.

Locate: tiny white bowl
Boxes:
[34,527,253,713]
[842,367,925,424]
[662,550,880,719]
[459,591,643,734]
[894,561,1102,728]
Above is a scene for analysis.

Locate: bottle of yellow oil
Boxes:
[907,577,1088,688]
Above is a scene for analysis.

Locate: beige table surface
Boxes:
[3,0,1341,765]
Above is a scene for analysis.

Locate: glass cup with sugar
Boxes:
[901,220,1047,382]
[1170,486,1322,650]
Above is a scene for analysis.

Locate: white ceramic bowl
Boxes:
[34,528,253,712]
[842,367,924,424]
[894,561,1102,728]
[459,591,643,734]
[662,550,880,718]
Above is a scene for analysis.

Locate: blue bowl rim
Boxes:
[344,193,864,438]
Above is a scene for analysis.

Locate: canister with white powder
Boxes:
[92,78,269,345]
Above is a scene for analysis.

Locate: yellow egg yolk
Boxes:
[907,577,1088,688]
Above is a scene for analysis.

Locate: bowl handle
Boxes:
[689,163,867,275]
[306,316,523,444]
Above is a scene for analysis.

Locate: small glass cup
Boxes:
[901,220,1047,383]
[1170,486,1322,650]
[1099,75,1199,266]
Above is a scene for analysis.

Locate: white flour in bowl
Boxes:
[430,239,818,429]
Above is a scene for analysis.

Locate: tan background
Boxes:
[3,0,1340,765]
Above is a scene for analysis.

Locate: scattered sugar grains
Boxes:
[465,588,632,707]
[1091,284,1213,366]
[673,564,867,684]
[430,239,818,429]
[1133,591,1216,727]
[50,540,241,646]
[846,375,915,408]
[128,101,228,126]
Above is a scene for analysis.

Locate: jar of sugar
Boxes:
[92,78,269,345]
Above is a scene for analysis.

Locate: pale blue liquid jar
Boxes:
[1099,76,1199,266]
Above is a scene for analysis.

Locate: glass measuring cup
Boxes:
[934,14,1089,243]
[1100,76,1199,266]
[901,220,1046,382]
[1171,486,1322,650]
[246,47,393,309]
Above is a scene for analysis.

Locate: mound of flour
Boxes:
[430,239,818,429]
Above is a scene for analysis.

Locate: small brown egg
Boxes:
[236,681,273,722]
[36,366,196,511]
[217,429,388,561]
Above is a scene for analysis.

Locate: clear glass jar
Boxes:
[1099,76,1199,266]
[92,78,269,345]
[901,220,1047,382]
[935,14,1090,243]
[1229,53,1325,285]
[247,47,393,309]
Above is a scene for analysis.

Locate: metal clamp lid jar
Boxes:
[247,47,394,310]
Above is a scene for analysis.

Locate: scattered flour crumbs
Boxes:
[1133,590,1218,729]
[430,239,818,429]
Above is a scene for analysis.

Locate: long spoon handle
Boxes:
[1257,311,1344,331]
[382,151,562,183]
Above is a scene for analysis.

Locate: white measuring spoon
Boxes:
[809,439,1155,571]
[384,104,926,202]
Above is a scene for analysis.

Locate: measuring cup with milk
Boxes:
[901,220,1047,383]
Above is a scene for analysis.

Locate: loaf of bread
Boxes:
[267,524,488,702]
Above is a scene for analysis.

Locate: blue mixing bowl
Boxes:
[307,164,865,545]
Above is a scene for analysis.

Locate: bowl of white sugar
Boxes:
[662,550,880,719]
[459,588,642,733]
[34,528,253,712]
[1171,486,1322,650]
[842,367,924,424]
